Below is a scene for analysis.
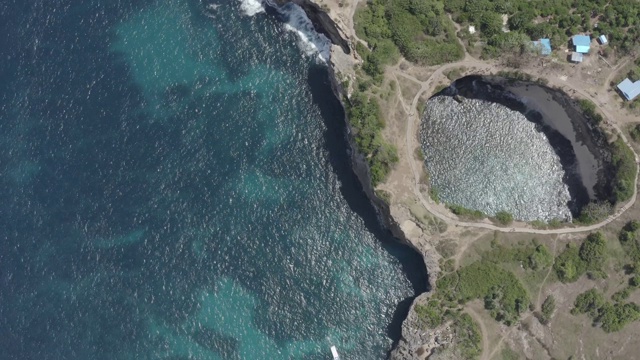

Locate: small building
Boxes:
[468,25,476,34]
[531,38,552,55]
[572,35,591,53]
[571,52,584,63]
[617,78,640,101]
[598,35,608,45]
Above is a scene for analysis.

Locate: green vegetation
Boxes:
[620,220,640,246]
[437,260,530,325]
[577,201,612,225]
[448,204,485,220]
[482,242,553,271]
[414,301,481,358]
[577,99,604,125]
[354,0,464,72]
[612,288,631,302]
[618,220,640,274]
[495,211,514,225]
[572,288,606,317]
[415,300,444,328]
[346,91,398,185]
[451,313,482,359]
[538,294,556,325]
[573,289,640,333]
[451,0,640,55]
[554,232,607,282]
[630,123,640,143]
[610,138,637,204]
[429,186,440,204]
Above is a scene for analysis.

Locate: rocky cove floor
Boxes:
[420,75,612,221]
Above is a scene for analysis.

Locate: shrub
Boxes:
[630,124,640,143]
[572,287,640,333]
[415,300,444,328]
[579,232,607,272]
[539,295,556,325]
[346,91,398,186]
[554,243,586,283]
[495,211,514,225]
[610,138,636,204]
[577,201,612,224]
[572,289,605,317]
[599,302,640,333]
[554,232,608,282]
[612,288,631,302]
[448,204,485,220]
[577,99,604,124]
[451,313,482,359]
[456,261,529,324]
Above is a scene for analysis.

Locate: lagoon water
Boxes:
[0,0,425,359]
[421,96,573,222]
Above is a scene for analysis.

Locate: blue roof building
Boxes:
[617,78,640,101]
[531,38,552,55]
[572,35,591,53]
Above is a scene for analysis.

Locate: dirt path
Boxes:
[392,58,640,236]
[465,307,491,360]
[452,230,489,269]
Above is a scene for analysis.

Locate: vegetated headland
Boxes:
[273,0,640,358]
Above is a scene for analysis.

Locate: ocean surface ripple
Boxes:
[0,0,425,359]
[420,96,572,222]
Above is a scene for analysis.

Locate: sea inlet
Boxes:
[420,76,612,222]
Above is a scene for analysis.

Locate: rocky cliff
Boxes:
[264,1,439,358]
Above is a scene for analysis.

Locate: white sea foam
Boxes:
[281,3,331,63]
[238,0,265,16]
[247,0,331,63]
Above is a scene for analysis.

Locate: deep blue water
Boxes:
[0,0,426,359]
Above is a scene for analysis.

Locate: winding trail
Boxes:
[393,59,640,235]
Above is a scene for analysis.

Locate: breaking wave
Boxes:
[237,0,265,16]
[240,0,331,62]
[281,3,331,62]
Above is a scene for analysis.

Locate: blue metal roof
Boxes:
[617,78,640,101]
[531,38,552,55]
[539,39,551,55]
[573,35,591,53]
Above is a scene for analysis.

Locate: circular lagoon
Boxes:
[419,76,611,222]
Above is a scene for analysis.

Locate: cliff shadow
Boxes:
[306,64,429,340]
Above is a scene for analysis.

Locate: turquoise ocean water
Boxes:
[0,0,426,359]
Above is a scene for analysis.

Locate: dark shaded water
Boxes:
[0,0,426,359]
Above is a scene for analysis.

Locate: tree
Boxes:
[572,289,605,317]
[579,232,607,271]
[480,12,503,38]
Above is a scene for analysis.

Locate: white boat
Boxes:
[330,345,340,360]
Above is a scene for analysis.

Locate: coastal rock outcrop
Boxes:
[271,0,350,54]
